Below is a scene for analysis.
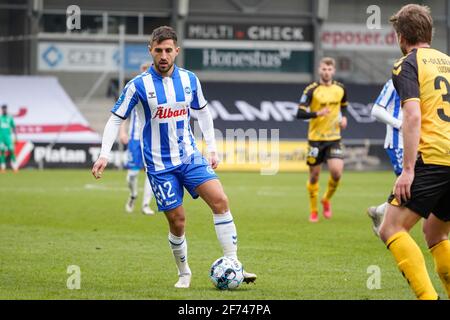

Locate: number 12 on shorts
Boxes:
[158,181,175,200]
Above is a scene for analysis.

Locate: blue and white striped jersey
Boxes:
[112,65,207,173]
[375,79,403,149]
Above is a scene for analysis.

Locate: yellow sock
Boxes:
[386,231,438,300]
[306,181,319,213]
[323,176,339,201]
[430,239,450,298]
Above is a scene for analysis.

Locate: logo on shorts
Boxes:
[307,156,317,165]
[206,165,215,175]
[165,199,177,206]
[308,147,319,158]
[330,148,343,156]
[307,146,319,165]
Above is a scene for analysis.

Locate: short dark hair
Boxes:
[390,4,433,45]
[150,26,177,46]
[1,104,6,109]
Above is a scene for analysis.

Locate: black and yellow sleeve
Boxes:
[297,107,317,119]
[338,82,348,115]
[297,82,318,119]
[341,86,348,107]
[392,50,420,105]
[299,82,317,108]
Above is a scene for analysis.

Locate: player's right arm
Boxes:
[395,100,420,203]
[92,81,139,179]
[296,83,329,119]
[92,114,124,179]
[391,52,421,203]
[297,106,330,119]
[119,120,129,145]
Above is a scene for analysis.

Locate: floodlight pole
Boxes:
[312,0,328,80]
[118,24,126,170]
[173,0,189,68]
[29,0,42,75]
[119,24,126,94]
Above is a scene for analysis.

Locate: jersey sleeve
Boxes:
[111,81,139,119]
[375,80,395,109]
[392,52,420,104]
[190,75,208,110]
[299,83,315,108]
[340,85,348,108]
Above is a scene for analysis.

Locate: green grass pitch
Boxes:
[0,169,446,300]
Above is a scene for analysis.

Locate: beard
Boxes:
[321,74,332,82]
[155,60,173,74]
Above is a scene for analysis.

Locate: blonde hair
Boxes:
[320,57,336,67]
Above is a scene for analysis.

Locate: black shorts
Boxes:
[306,140,344,166]
[388,156,450,222]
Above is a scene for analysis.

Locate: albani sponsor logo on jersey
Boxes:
[152,106,188,119]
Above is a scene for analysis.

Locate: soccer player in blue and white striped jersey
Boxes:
[92,26,256,288]
[367,79,403,236]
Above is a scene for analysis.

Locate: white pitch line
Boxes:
[84,184,131,192]
[0,184,129,193]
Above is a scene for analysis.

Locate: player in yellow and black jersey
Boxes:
[377,4,450,300]
[296,57,348,223]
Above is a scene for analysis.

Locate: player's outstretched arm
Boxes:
[91,114,124,179]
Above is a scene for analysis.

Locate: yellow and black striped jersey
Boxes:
[392,48,450,166]
[298,81,348,141]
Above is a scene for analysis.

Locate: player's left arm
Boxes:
[191,76,219,169]
[193,106,218,169]
[340,86,348,129]
[392,53,420,203]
